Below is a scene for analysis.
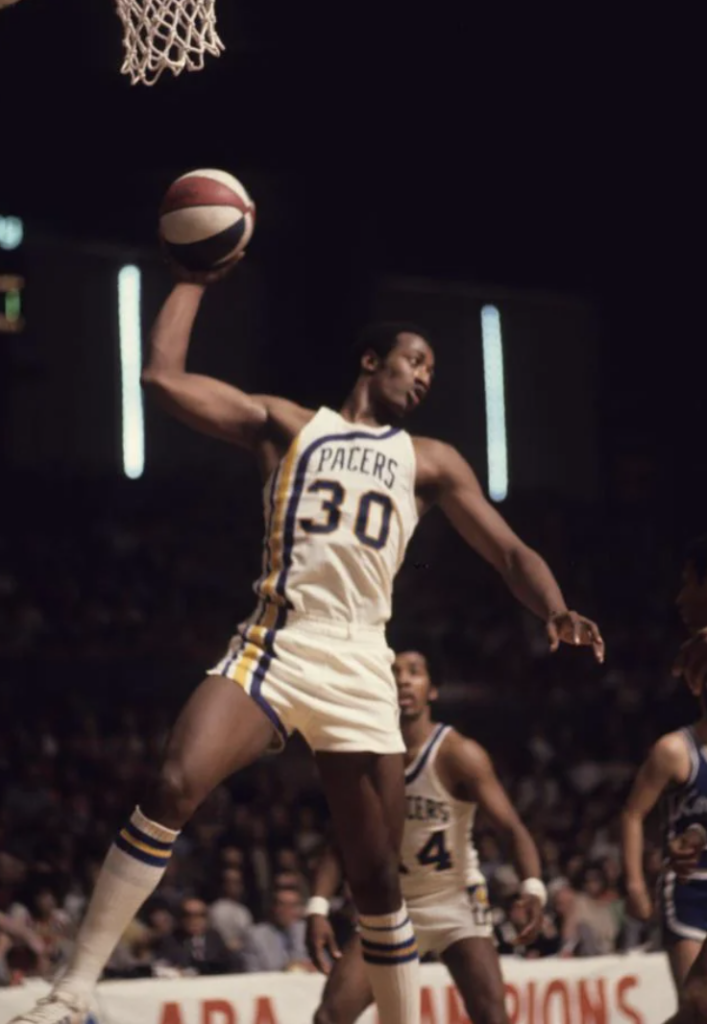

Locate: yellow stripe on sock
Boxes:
[119,829,172,861]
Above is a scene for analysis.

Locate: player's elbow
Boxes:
[141,367,173,392]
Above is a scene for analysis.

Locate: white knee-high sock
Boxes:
[358,904,420,1024]
[56,806,179,999]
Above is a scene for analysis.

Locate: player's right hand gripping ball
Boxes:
[159,169,256,275]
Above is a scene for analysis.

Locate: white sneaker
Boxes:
[8,993,89,1024]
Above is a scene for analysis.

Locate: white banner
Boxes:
[0,954,678,1024]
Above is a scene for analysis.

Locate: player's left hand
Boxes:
[547,610,605,663]
[513,895,544,946]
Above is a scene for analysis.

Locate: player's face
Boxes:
[366,334,435,419]
[676,561,707,631]
[394,650,437,720]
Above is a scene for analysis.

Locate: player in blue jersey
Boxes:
[623,537,707,1000]
[11,266,603,1024]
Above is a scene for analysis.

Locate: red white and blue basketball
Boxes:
[159,169,256,273]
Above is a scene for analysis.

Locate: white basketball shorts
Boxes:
[408,883,493,958]
[209,612,405,755]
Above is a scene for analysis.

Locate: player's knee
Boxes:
[680,975,707,1024]
[151,759,204,827]
[347,856,401,911]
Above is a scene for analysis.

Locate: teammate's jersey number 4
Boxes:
[301,479,393,550]
[400,830,453,874]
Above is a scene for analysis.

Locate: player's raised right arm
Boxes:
[141,282,269,448]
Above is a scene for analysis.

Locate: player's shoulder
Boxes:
[411,438,479,493]
[437,727,492,780]
[649,730,693,779]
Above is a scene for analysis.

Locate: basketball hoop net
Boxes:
[114,0,225,86]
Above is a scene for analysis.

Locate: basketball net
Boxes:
[114,0,225,86]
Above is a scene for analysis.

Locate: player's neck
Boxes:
[339,383,392,427]
[402,713,436,762]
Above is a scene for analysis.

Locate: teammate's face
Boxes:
[365,334,435,419]
[394,650,437,721]
[676,561,707,631]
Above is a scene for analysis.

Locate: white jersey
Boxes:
[253,407,418,629]
[400,723,483,901]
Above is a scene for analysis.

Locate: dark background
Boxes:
[0,1,701,519]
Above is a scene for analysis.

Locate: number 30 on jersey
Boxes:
[300,479,393,550]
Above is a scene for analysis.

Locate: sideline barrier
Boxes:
[0,954,677,1024]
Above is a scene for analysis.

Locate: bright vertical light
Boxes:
[118,265,144,479]
[481,304,508,502]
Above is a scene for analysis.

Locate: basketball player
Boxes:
[13,266,603,1024]
[308,648,545,1024]
[623,538,707,996]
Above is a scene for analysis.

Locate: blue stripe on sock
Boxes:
[124,819,175,852]
[361,935,417,953]
[115,832,172,867]
[362,949,419,967]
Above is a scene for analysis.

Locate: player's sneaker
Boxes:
[8,993,89,1024]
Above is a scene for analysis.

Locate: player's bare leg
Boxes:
[664,936,707,1023]
[11,677,275,1024]
[442,936,509,1024]
[313,935,374,1024]
[667,938,703,991]
[317,751,420,1024]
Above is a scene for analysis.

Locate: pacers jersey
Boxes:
[665,726,707,879]
[400,724,482,900]
[253,407,418,629]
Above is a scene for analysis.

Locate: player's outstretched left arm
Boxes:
[414,438,604,662]
[447,733,545,944]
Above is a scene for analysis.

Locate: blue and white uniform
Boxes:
[660,726,707,942]
[210,407,418,753]
[400,724,492,955]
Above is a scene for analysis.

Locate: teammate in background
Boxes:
[622,537,707,999]
[308,649,545,1024]
[12,263,603,1024]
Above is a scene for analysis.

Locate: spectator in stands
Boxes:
[242,887,312,973]
[550,878,603,957]
[208,868,253,954]
[9,881,73,977]
[575,863,621,954]
[152,898,242,976]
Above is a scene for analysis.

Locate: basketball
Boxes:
[159,169,256,274]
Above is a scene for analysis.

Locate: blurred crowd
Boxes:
[0,471,691,982]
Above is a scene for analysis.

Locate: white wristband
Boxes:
[306,896,330,918]
[520,878,547,908]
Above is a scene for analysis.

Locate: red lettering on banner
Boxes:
[505,983,520,1024]
[202,1001,236,1024]
[253,997,278,1024]
[446,985,470,1023]
[617,977,643,1024]
[420,986,438,1024]
[542,981,571,1024]
[528,981,536,1024]
[579,980,607,1024]
[160,1004,185,1024]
